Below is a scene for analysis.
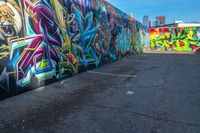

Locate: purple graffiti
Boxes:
[17,0,63,83]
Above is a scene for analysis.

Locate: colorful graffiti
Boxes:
[0,0,146,99]
[149,27,200,51]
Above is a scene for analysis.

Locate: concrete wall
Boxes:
[0,0,147,99]
[149,27,200,51]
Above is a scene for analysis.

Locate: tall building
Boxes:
[152,19,160,27]
[149,20,151,28]
[143,15,149,28]
[156,16,165,26]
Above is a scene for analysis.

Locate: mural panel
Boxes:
[149,27,200,51]
[0,0,146,99]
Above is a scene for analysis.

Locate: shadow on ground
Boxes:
[0,53,200,133]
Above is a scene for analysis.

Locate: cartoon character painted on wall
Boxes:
[0,0,22,60]
[0,0,24,97]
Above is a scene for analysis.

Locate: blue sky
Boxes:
[106,0,200,24]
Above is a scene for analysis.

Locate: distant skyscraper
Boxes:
[149,20,151,28]
[143,15,149,28]
[156,16,165,26]
[152,19,161,27]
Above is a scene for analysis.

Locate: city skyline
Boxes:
[143,16,166,28]
[106,0,200,24]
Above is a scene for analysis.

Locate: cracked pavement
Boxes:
[0,53,200,133]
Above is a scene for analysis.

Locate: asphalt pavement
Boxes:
[0,53,200,133]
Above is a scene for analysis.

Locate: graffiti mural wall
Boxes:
[149,27,200,51]
[0,0,146,99]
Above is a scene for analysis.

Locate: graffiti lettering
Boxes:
[0,0,147,99]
